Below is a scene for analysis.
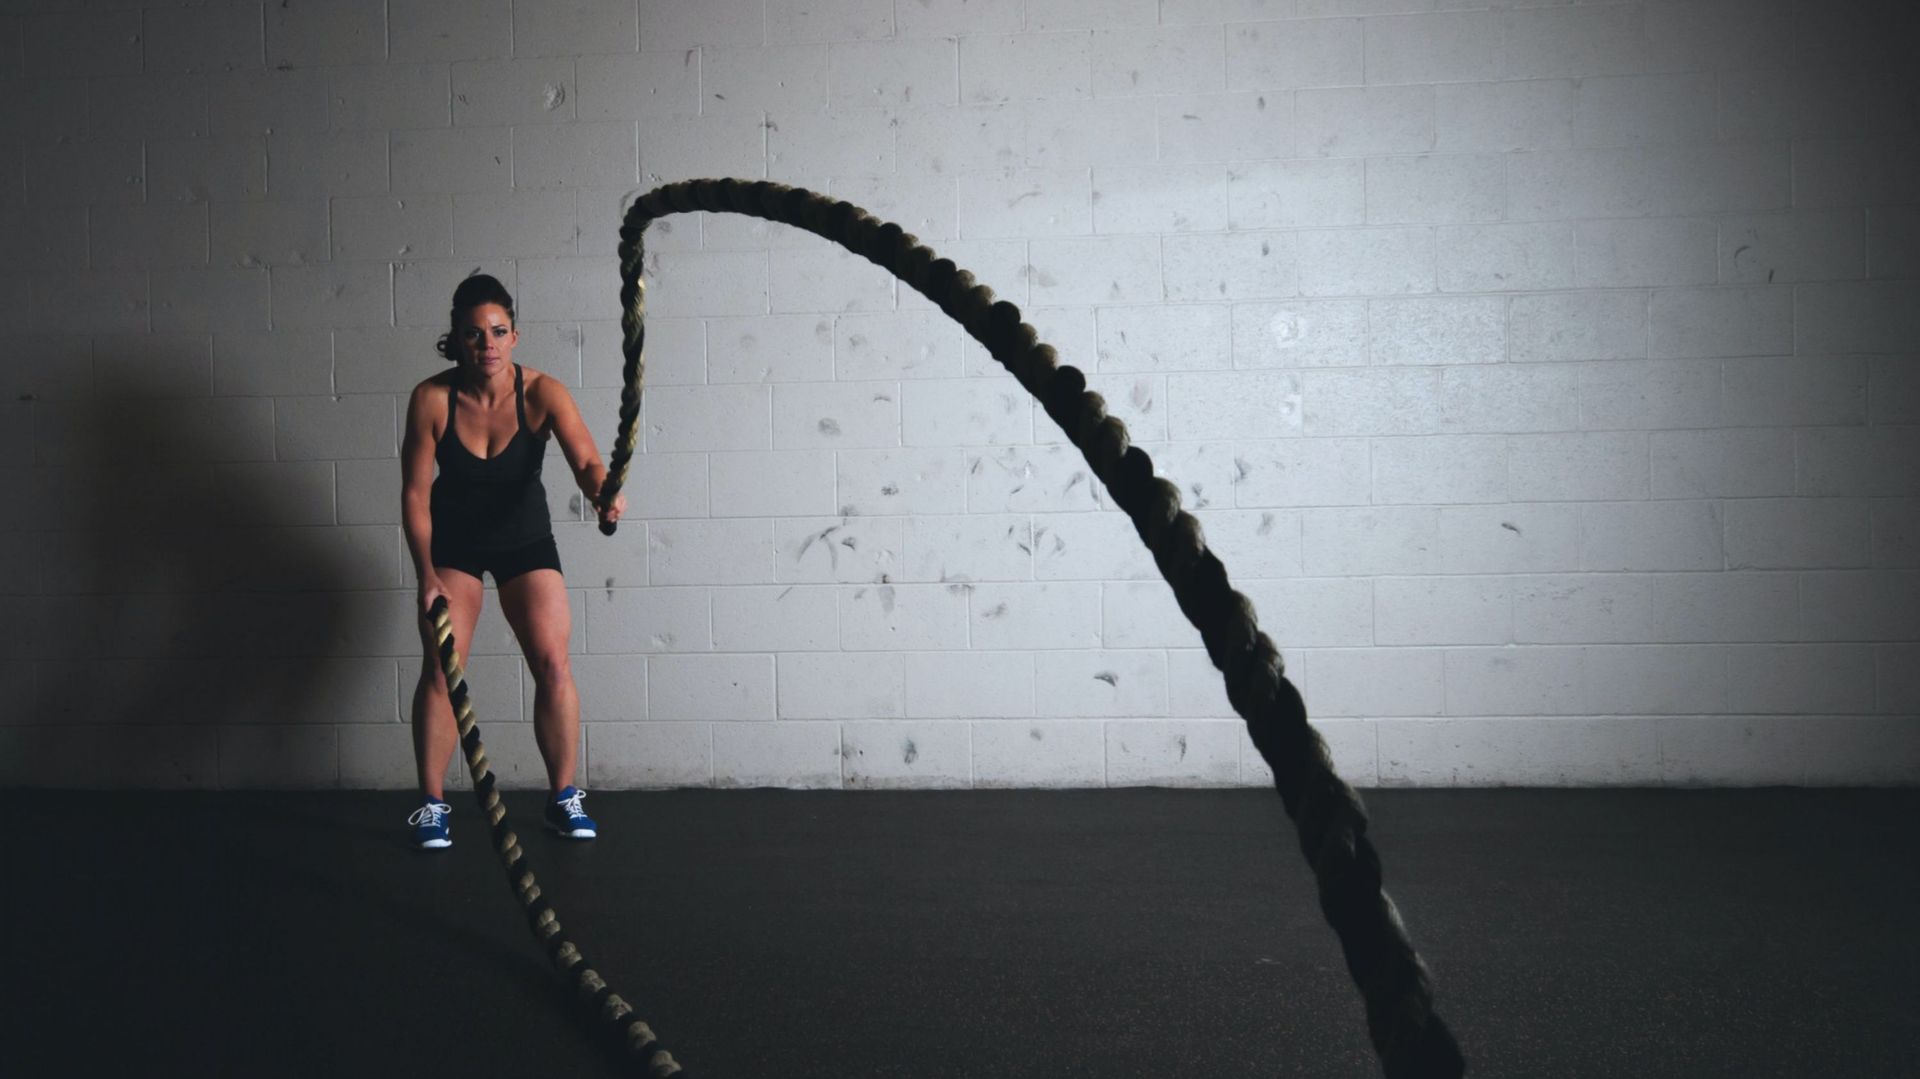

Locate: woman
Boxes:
[400,274,626,849]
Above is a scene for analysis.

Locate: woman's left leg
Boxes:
[498,566,579,792]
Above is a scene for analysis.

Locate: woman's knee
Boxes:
[415,647,452,691]
[527,649,572,687]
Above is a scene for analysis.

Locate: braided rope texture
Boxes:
[595,179,1467,1079]
[427,597,685,1077]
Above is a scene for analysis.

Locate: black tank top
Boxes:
[430,364,552,551]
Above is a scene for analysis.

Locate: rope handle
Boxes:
[589,179,1466,1079]
[424,596,685,1077]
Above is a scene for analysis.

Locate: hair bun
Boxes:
[451,273,515,316]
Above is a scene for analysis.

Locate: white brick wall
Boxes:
[4,0,1914,792]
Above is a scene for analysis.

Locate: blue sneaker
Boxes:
[408,798,452,849]
[545,786,597,839]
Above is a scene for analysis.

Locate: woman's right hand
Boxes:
[420,573,448,618]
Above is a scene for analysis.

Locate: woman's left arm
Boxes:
[540,377,626,527]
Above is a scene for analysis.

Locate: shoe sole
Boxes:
[547,822,596,839]
[416,837,451,849]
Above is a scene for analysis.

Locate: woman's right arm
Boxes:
[401,382,442,613]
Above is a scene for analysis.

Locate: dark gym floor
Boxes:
[4,787,1916,1078]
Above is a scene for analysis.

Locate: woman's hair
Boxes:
[434,273,517,362]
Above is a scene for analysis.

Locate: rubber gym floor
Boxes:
[5,787,1915,1077]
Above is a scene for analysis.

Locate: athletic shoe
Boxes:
[408,798,452,849]
[545,786,597,839]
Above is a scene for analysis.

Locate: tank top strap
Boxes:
[443,376,459,437]
[513,363,531,434]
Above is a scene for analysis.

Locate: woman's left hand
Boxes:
[597,491,627,528]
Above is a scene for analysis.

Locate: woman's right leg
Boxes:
[412,568,486,799]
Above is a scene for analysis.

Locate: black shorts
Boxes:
[432,534,563,585]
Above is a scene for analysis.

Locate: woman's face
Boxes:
[454,303,517,377]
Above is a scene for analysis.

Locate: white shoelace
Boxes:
[408,803,450,829]
[556,789,588,819]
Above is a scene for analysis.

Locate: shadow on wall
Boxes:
[11,339,377,789]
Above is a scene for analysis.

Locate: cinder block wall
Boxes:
[2,0,1915,790]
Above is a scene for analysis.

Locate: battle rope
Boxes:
[426,596,684,1077]
[591,179,1467,1078]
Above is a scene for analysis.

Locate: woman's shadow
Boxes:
[16,338,368,788]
